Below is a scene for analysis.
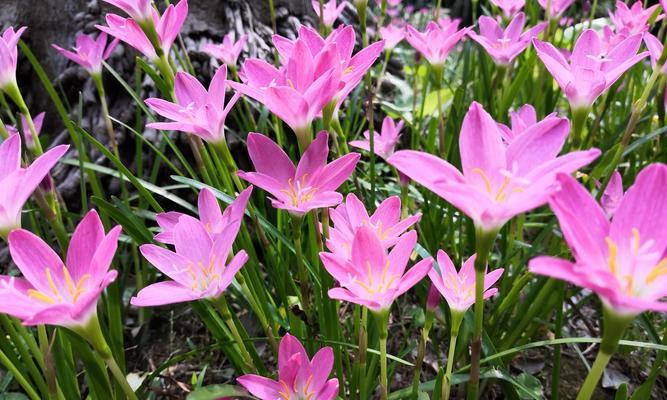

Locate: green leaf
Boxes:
[186,384,253,400]
[615,383,629,400]
[422,88,453,115]
[515,373,543,400]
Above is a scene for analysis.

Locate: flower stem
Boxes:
[467,228,498,399]
[3,82,43,155]
[373,310,390,400]
[212,295,257,373]
[411,309,434,399]
[443,311,463,400]
[357,307,369,400]
[575,307,633,400]
[292,216,312,322]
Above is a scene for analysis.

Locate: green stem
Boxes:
[411,310,434,399]
[357,307,369,400]
[467,228,498,399]
[3,82,43,155]
[551,282,566,400]
[292,216,312,322]
[374,310,390,400]
[575,307,633,400]
[212,295,257,373]
[571,107,589,149]
[443,311,463,400]
[0,346,41,400]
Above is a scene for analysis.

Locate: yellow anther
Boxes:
[287,79,295,90]
[27,290,55,304]
[495,177,511,202]
[472,168,492,194]
[605,237,618,276]
[343,65,355,75]
[45,268,59,297]
[632,228,640,254]
[646,258,667,284]
[63,266,76,296]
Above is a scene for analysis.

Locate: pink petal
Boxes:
[7,229,65,295]
[130,280,202,307]
[174,215,213,263]
[0,134,21,180]
[237,375,283,399]
[246,132,296,183]
[66,210,106,280]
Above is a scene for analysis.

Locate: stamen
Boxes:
[27,290,55,304]
[471,168,492,194]
[63,266,76,296]
[605,237,618,275]
[646,258,667,284]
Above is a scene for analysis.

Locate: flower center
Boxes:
[442,271,474,300]
[186,255,222,292]
[472,167,526,202]
[27,266,91,304]
[278,374,316,400]
[354,261,399,295]
[281,175,319,207]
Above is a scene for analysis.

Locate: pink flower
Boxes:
[428,250,503,312]
[96,0,188,61]
[155,186,252,245]
[5,112,45,151]
[132,214,248,307]
[468,13,546,66]
[375,0,401,6]
[237,334,339,400]
[145,66,240,144]
[490,0,525,17]
[406,21,471,66]
[349,116,403,159]
[102,0,153,21]
[270,25,384,114]
[320,226,432,312]
[0,134,69,236]
[380,24,405,50]
[601,171,624,217]
[201,33,248,68]
[312,0,348,28]
[327,193,421,258]
[388,102,601,232]
[609,0,661,35]
[0,26,27,89]
[601,25,629,54]
[537,0,574,19]
[533,29,648,109]
[52,32,119,76]
[497,104,557,143]
[529,164,667,316]
[643,33,667,74]
[0,210,121,327]
[237,131,359,216]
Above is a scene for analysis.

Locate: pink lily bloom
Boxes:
[230,37,343,139]
[609,1,661,35]
[132,215,248,307]
[0,210,121,327]
[271,25,384,114]
[327,193,421,258]
[155,186,252,245]
[490,0,525,18]
[529,164,667,315]
[601,171,623,217]
[320,226,432,312]
[533,29,648,110]
[237,131,360,216]
[102,0,153,22]
[312,0,348,28]
[201,33,248,68]
[388,102,601,232]
[237,334,339,400]
[349,115,403,160]
[52,32,119,76]
[601,25,629,54]
[643,33,667,74]
[537,0,574,19]
[468,13,546,66]
[0,135,69,237]
[429,250,503,312]
[0,26,27,89]
[406,21,471,67]
[96,0,188,61]
[145,66,240,144]
[497,104,558,144]
[375,0,402,6]
[5,112,45,151]
[380,24,405,50]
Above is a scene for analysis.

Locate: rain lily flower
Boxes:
[601,171,623,217]
[237,334,339,400]
[497,104,558,143]
[379,24,405,50]
[312,0,348,28]
[145,66,240,144]
[270,25,384,114]
[537,0,574,19]
[349,116,403,159]
[132,214,248,306]
[230,36,343,144]
[0,210,121,327]
[609,0,661,35]
[406,21,471,67]
[643,33,667,74]
[237,131,360,216]
[102,0,153,22]
[388,102,601,233]
[201,33,248,68]
[468,13,546,66]
[52,32,119,76]
[601,25,629,54]
[490,0,525,18]
[5,112,45,151]
[0,26,26,90]
[529,163,667,315]
[320,226,432,312]
[155,186,252,244]
[96,0,188,61]
[428,250,503,313]
[533,29,648,110]
[0,134,69,238]
[327,193,421,258]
